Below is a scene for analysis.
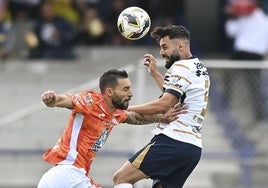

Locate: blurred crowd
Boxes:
[0,0,184,60]
[0,0,268,61]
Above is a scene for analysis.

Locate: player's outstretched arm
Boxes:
[41,90,73,108]
[125,104,187,125]
[128,92,179,115]
[144,54,164,91]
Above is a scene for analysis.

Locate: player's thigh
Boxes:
[38,165,93,188]
[151,139,201,188]
[155,161,199,188]
[114,161,149,184]
[130,134,201,178]
[38,166,70,188]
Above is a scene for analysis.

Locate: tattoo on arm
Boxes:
[125,112,161,125]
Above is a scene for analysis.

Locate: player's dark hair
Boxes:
[99,69,128,93]
[150,25,190,41]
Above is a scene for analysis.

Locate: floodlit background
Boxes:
[0,0,268,188]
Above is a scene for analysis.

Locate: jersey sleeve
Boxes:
[67,90,93,114]
[114,110,128,124]
[164,62,192,100]
[120,110,128,123]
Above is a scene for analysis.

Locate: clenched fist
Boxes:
[41,90,57,107]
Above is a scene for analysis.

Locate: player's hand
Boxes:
[41,90,57,107]
[143,54,158,75]
[160,103,188,123]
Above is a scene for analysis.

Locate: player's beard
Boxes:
[112,96,130,110]
[164,50,180,69]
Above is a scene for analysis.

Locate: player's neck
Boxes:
[185,52,192,59]
[105,98,117,114]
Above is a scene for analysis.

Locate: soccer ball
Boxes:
[117,6,151,40]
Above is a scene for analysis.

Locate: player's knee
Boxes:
[113,170,130,185]
[113,170,122,184]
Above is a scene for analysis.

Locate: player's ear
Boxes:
[178,40,184,51]
[105,87,114,97]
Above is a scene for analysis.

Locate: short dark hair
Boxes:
[150,25,190,41]
[99,69,128,93]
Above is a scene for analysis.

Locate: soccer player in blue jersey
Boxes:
[113,25,210,188]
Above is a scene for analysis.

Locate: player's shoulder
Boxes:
[87,90,101,97]
[114,109,128,118]
[173,56,200,69]
[75,90,103,105]
[80,90,101,98]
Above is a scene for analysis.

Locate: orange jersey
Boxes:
[43,90,128,174]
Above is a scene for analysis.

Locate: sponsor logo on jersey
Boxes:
[83,93,93,105]
[92,129,109,152]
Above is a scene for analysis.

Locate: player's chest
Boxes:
[84,111,119,132]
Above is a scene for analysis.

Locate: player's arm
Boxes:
[128,92,180,116]
[124,104,186,125]
[144,54,164,91]
[150,71,164,91]
[41,90,73,108]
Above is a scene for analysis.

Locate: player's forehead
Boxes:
[116,78,132,89]
[159,36,177,47]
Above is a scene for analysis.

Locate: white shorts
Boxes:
[37,165,101,188]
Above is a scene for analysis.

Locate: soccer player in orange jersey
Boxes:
[37,69,186,188]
